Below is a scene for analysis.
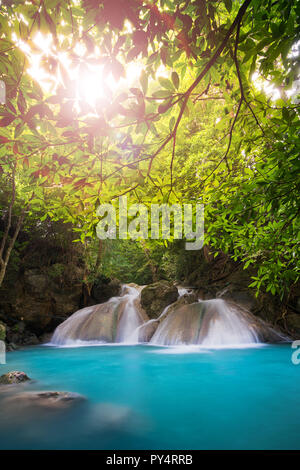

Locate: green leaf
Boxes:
[140,70,148,95]
[171,71,179,90]
[158,77,174,91]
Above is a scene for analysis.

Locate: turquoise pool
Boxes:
[0,344,299,449]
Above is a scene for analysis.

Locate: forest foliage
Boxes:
[0,0,299,297]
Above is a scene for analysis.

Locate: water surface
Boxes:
[0,344,299,449]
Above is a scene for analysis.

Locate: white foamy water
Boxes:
[115,286,142,344]
[150,299,260,346]
[50,284,287,348]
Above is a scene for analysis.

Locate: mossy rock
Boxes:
[140,281,179,319]
[0,371,30,385]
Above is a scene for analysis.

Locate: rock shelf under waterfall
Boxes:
[51,284,288,347]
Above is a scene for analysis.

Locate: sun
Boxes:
[17,32,144,111]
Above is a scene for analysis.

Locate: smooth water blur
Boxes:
[0,344,299,449]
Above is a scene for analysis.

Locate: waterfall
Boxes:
[51,283,288,347]
[132,303,172,343]
[150,299,261,346]
[51,285,143,346]
[177,287,192,297]
[131,286,191,343]
[115,286,142,343]
[199,299,259,346]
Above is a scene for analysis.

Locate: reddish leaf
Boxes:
[0,135,10,143]
[17,90,27,114]
[13,142,19,154]
[0,115,15,127]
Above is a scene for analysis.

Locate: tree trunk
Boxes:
[94,239,103,272]
[0,166,25,288]
[0,211,25,287]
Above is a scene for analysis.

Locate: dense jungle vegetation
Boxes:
[0,0,299,302]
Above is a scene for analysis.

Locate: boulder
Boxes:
[5,321,39,346]
[138,292,199,342]
[164,292,198,317]
[137,320,158,343]
[285,314,300,335]
[0,371,30,385]
[8,297,54,335]
[218,288,259,312]
[91,277,122,303]
[52,301,123,344]
[140,281,179,319]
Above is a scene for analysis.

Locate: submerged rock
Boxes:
[0,371,30,385]
[3,391,86,411]
[141,281,179,319]
[88,402,133,430]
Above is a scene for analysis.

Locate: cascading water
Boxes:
[132,286,192,343]
[51,284,287,347]
[115,286,142,343]
[132,303,173,343]
[199,299,259,346]
[51,285,143,346]
[149,299,259,346]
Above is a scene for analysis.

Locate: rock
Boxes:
[138,320,158,343]
[0,321,5,341]
[285,314,300,335]
[51,287,83,317]
[22,333,40,346]
[24,269,48,295]
[91,277,122,303]
[149,299,288,346]
[138,292,199,342]
[3,391,86,412]
[6,342,18,351]
[6,324,40,346]
[89,403,132,430]
[133,296,149,323]
[39,332,52,344]
[0,371,30,385]
[11,296,54,334]
[218,288,259,312]
[52,301,123,344]
[166,292,198,315]
[140,281,179,319]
